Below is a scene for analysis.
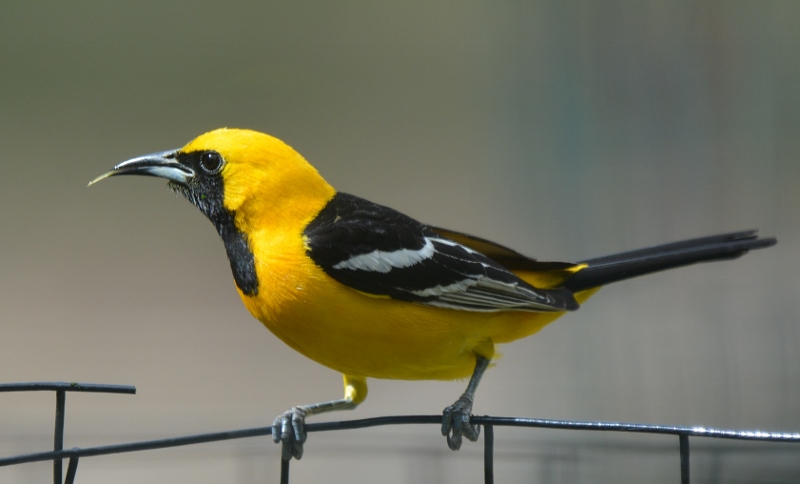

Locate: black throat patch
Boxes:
[169,151,259,296]
[213,211,259,297]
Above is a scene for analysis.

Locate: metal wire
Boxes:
[483,424,494,484]
[0,382,137,394]
[0,382,136,484]
[54,390,65,484]
[1,382,799,484]
[679,434,690,484]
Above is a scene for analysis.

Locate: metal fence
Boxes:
[1,382,799,484]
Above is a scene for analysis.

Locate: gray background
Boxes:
[1,1,797,482]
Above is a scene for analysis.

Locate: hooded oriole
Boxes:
[90,128,776,460]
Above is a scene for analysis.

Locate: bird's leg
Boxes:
[273,375,367,461]
[441,356,490,450]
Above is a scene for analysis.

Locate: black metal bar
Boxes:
[1,412,798,475]
[64,456,79,484]
[280,454,290,484]
[3,414,800,469]
[53,390,65,484]
[468,416,800,442]
[0,382,136,394]
[483,423,494,484]
[0,426,273,467]
[4,380,798,483]
[680,435,690,484]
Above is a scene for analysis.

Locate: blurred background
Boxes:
[1,1,797,482]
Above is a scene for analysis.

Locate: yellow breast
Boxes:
[237,227,591,381]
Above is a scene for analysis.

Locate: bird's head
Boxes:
[90,128,336,231]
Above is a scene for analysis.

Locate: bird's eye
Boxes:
[199,151,224,174]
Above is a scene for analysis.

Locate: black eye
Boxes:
[199,151,223,173]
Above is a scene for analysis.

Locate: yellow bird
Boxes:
[90,128,775,460]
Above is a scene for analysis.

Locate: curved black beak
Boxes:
[88,149,194,186]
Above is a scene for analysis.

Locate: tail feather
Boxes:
[564,230,776,293]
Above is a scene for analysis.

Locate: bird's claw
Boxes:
[441,394,480,450]
[272,407,308,460]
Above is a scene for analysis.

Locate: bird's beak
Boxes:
[88,149,194,186]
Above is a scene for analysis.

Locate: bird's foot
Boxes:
[272,406,308,460]
[441,393,480,450]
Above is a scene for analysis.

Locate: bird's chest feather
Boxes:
[234,235,489,380]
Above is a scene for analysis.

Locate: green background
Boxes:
[1,1,797,482]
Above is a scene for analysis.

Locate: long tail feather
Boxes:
[564,230,776,293]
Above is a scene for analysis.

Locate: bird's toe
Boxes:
[272,407,308,460]
[441,395,480,451]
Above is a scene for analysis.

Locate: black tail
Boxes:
[564,230,776,293]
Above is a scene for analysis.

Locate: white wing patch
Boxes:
[412,274,558,312]
[327,232,570,312]
[305,192,579,313]
[333,237,435,273]
[409,278,477,298]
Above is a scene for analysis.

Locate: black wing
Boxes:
[303,193,578,312]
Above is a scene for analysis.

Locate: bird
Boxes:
[89,128,776,461]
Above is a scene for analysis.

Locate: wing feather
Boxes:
[304,193,578,312]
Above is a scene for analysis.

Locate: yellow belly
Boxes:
[238,246,597,381]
